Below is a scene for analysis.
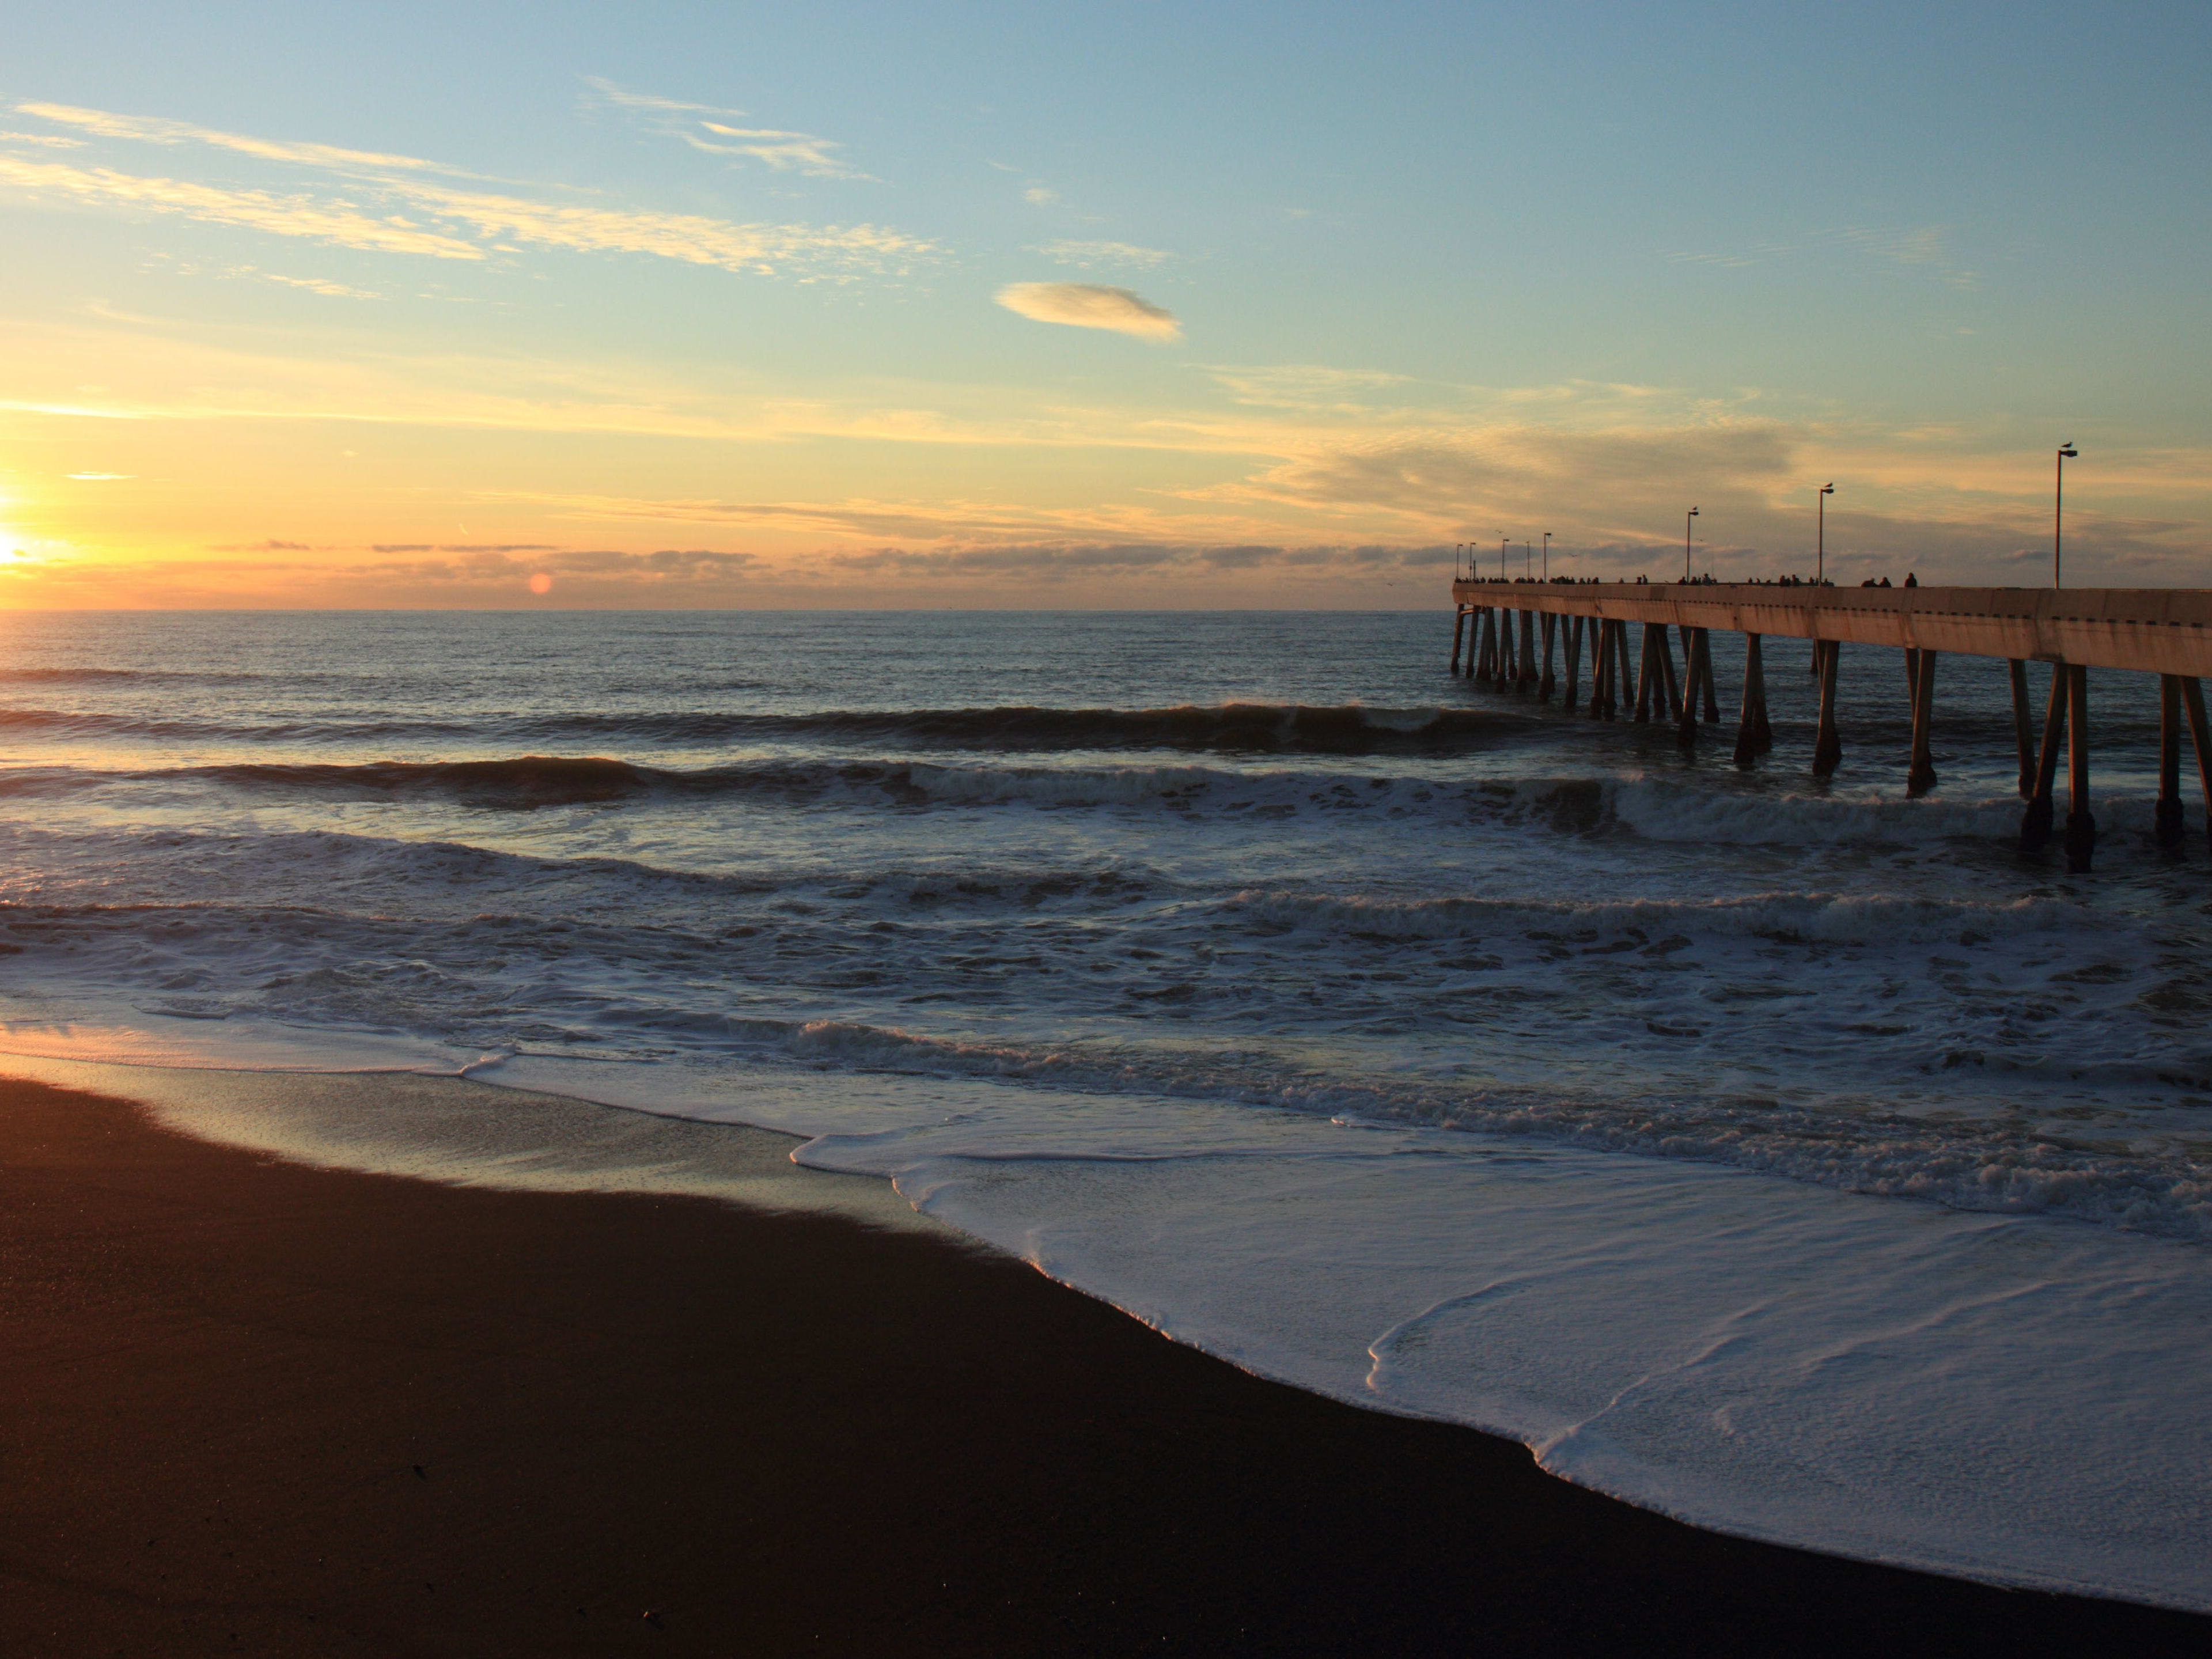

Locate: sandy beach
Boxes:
[1,1075,2203,1657]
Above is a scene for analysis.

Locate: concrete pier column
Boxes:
[1562,615,1583,710]
[1812,640,1843,778]
[1907,650,1938,797]
[1733,633,1769,768]
[2184,677,2212,855]
[2157,676,2186,849]
[1540,613,1558,701]
[2022,666,2066,852]
[1449,608,1466,675]
[2008,660,2036,799]
[2065,665,2096,873]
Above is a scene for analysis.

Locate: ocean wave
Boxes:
[154,753,1488,813]
[0,700,1521,755]
[672,1017,2212,1244]
[1221,887,2078,947]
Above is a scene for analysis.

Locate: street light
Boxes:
[1525,540,1532,579]
[1455,541,1464,582]
[1684,507,1699,581]
[1542,532,1551,581]
[1817,483,1834,584]
[1500,536,1509,582]
[2055,445,2078,589]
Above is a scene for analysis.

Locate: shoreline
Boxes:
[5,1074,2207,1656]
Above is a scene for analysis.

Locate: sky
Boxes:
[1,0,2207,608]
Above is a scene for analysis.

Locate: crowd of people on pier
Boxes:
[1459,571,1925,588]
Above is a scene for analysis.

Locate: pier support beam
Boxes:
[1476,608,1497,685]
[2022,666,2066,851]
[1633,623,1661,722]
[1518,610,1539,691]
[1449,608,1466,675]
[1655,626,1682,723]
[2009,660,2035,798]
[2185,677,2212,855]
[1596,620,1623,720]
[2157,676,2186,849]
[2065,665,2095,873]
[1540,613,1557,701]
[1674,627,1698,749]
[1733,633,1771,768]
[1907,649,1938,797]
[1812,640,1842,778]
[1562,615,1583,710]
[1676,628,1716,751]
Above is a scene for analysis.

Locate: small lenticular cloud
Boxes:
[995,282,1181,343]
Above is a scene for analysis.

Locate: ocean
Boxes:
[2,607,2207,1607]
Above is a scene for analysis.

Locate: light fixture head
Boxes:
[2059,444,2078,457]
[1820,483,1834,494]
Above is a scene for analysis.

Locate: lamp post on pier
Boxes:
[1542,532,1551,580]
[2055,444,2078,589]
[1817,483,1833,584]
[1684,507,1698,581]
[1499,536,1509,582]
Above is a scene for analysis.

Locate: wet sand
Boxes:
[3,1075,2205,1656]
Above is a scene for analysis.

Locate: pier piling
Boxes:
[2023,668,2066,852]
[1907,650,1938,797]
[1540,613,1558,700]
[2009,661,2035,798]
[1656,626,1683,723]
[1733,634,1771,767]
[1518,611,1539,691]
[2184,677,2212,854]
[1813,641,1842,778]
[1563,615,1584,710]
[1449,608,1465,675]
[2157,676,2186,849]
[2065,665,2095,872]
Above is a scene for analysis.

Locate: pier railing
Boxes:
[1445,581,2212,872]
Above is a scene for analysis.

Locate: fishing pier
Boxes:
[1448,580,2212,872]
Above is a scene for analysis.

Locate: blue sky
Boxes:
[1,1,2205,604]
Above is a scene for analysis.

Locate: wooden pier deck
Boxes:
[1445,581,2212,871]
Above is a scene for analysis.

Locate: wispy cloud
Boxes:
[65,471,132,480]
[3,101,932,279]
[0,155,486,258]
[997,282,1181,342]
[18,101,497,181]
[231,267,382,299]
[582,78,872,179]
[1035,238,1172,270]
[1664,224,1976,290]
[1024,185,1059,206]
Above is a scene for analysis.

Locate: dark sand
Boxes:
[3,1077,2205,1657]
